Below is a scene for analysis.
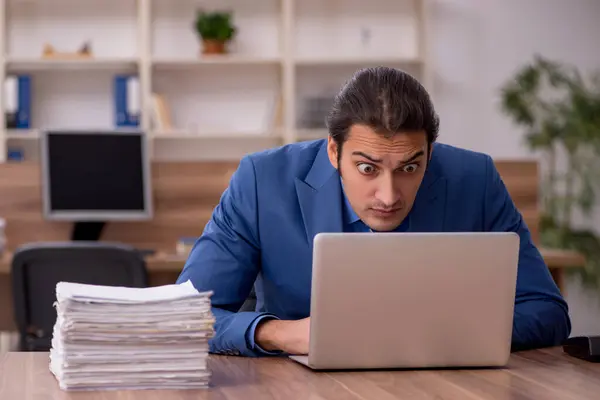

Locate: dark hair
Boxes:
[326,66,439,155]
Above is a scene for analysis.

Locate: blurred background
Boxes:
[0,0,599,352]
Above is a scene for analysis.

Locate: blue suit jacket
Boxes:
[177,140,571,356]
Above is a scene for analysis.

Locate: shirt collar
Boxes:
[340,178,410,232]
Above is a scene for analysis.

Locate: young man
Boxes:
[177,66,571,357]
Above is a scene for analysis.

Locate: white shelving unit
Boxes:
[0,0,432,163]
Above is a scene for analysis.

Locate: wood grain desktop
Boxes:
[1,347,599,399]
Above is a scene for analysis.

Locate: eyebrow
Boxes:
[352,150,425,166]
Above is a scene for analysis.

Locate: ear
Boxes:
[327,137,339,169]
[428,142,435,162]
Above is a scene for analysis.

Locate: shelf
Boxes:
[1,0,430,163]
[6,0,138,64]
[5,129,40,140]
[5,128,143,140]
[151,0,281,62]
[294,56,424,67]
[295,129,329,141]
[152,130,282,140]
[152,56,281,69]
[5,57,138,72]
[152,131,283,162]
[152,66,280,137]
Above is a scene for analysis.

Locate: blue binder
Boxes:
[5,75,31,129]
[113,74,140,127]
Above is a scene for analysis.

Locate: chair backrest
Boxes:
[11,241,148,351]
[494,160,540,244]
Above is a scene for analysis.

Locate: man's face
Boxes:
[327,124,430,232]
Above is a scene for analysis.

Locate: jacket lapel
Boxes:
[295,142,344,246]
[408,147,447,232]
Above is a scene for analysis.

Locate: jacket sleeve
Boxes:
[482,155,571,351]
[176,155,274,357]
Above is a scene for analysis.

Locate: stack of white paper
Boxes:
[49,280,214,391]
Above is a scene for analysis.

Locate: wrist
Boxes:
[255,319,285,352]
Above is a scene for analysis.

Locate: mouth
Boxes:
[370,208,400,217]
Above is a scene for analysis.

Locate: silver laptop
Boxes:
[289,232,520,370]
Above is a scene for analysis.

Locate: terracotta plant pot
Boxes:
[201,39,226,55]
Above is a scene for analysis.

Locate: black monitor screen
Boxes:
[44,132,149,217]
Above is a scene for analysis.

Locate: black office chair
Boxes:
[11,242,148,351]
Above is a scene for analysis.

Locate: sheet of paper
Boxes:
[55,279,210,304]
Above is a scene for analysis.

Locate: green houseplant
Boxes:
[500,55,600,290]
[194,10,237,55]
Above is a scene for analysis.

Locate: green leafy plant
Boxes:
[194,10,236,42]
[500,55,600,290]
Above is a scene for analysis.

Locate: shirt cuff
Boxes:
[245,313,282,355]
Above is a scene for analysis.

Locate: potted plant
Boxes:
[194,10,237,55]
[500,55,600,290]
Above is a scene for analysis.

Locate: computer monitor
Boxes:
[40,130,153,240]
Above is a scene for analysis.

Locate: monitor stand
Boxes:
[71,221,106,241]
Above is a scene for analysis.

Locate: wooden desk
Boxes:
[0,247,587,273]
[141,247,590,293]
[0,251,188,275]
[540,248,586,292]
[1,347,599,399]
[0,246,586,287]
[0,252,187,332]
[0,251,187,287]
[0,246,586,332]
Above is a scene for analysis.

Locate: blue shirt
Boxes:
[245,178,410,354]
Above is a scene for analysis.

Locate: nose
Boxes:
[375,176,400,208]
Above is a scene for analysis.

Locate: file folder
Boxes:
[114,74,140,127]
[4,74,31,129]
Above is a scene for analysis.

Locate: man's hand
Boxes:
[255,317,310,355]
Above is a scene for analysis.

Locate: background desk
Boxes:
[1,347,599,399]
[0,252,186,332]
[0,247,586,333]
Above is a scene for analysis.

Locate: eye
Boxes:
[402,163,419,173]
[357,163,377,175]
